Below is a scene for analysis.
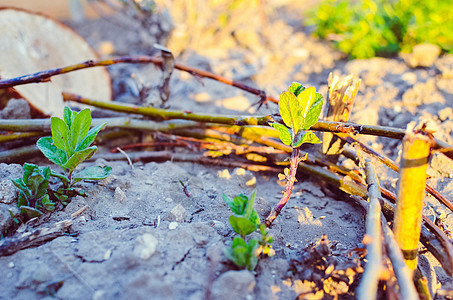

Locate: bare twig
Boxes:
[63,92,273,125]
[381,218,419,300]
[116,147,134,169]
[341,134,453,214]
[265,148,300,227]
[0,132,44,143]
[0,220,72,256]
[0,55,278,104]
[379,192,453,276]
[356,149,383,300]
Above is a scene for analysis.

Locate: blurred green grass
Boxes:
[306,0,453,59]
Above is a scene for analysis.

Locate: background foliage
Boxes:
[307,0,453,58]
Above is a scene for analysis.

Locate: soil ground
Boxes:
[0,1,452,299]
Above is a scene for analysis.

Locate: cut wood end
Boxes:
[0,7,111,117]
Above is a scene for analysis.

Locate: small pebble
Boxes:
[114,187,127,202]
[8,262,14,268]
[169,222,178,230]
[134,233,158,260]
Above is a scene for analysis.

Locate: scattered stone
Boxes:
[209,220,229,237]
[168,222,178,230]
[194,92,211,103]
[401,72,417,84]
[190,222,218,246]
[76,230,118,262]
[0,178,18,204]
[218,169,231,180]
[430,153,453,178]
[134,233,158,260]
[403,43,441,68]
[114,187,127,202]
[233,168,257,188]
[93,290,107,300]
[165,204,186,222]
[0,203,19,233]
[0,163,23,204]
[438,107,453,122]
[211,270,256,300]
[217,95,250,111]
[0,98,31,119]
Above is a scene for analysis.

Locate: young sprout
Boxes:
[266,83,323,226]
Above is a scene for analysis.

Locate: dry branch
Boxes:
[393,131,432,270]
[0,55,277,104]
[356,150,383,300]
[0,220,72,256]
[340,134,453,214]
[381,219,419,300]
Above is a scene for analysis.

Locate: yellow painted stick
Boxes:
[393,130,432,270]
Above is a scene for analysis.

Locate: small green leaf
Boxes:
[11,178,27,193]
[297,88,323,130]
[232,236,247,248]
[75,123,106,151]
[63,146,97,173]
[51,116,73,156]
[23,163,37,182]
[41,194,55,211]
[279,91,302,133]
[288,82,305,97]
[229,215,258,237]
[63,106,73,128]
[50,170,70,186]
[72,166,112,184]
[303,131,321,144]
[243,190,257,218]
[20,206,43,218]
[270,123,292,146]
[18,191,29,207]
[292,131,321,148]
[223,193,248,215]
[70,109,91,150]
[37,137,68,167]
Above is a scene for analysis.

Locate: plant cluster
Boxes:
[265,82,323,226]
[223,191,274,271]
[12,107,111,218]
[307,0,453,58]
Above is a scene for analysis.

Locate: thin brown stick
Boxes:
[0,220,72,256]
[341,134,453,214]
[63,92,273,125]
[0,55,278,104]
[265,148,300,227]
[356,149,383,300]
[0,132,44,143]
[379,190,453,276]
[381,218,419,300]
[61,93,453,157]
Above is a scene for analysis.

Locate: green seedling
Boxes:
[222,191,260,238]
[11,163,55,217]
[224,236,259,271]
[37,106,111,198]
[266,83,323,226]
[12,107,111,218]
[223,191,274,271]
